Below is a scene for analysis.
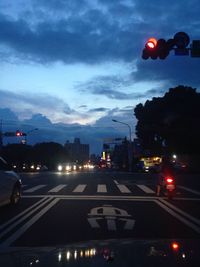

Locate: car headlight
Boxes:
[73,165,77,170]
[58,165,63,171]
[66,165,71,171]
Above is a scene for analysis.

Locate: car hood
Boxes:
[0,238,199,267]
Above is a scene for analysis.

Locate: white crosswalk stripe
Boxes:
[22,183,163,195]
[136,184,155,193]
[97,184,107,193]
[24,185,46,193]
[116,184,131,193]
[73,184,87,193]
[48,184,67,193]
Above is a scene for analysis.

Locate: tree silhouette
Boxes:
[134,85,200,154]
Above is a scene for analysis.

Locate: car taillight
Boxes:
[166,177,174,183]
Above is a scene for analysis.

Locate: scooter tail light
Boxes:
[166,177,174,183]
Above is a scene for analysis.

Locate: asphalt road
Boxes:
[0,170,200,249]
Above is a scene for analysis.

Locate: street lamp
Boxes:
[112,119,132,172]
[112,119,132,141]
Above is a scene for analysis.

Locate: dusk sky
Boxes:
[0,0,200,153]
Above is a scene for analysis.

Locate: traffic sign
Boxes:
[173,32,190,48]
[191,40,200,57]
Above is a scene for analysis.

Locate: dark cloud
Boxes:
[0,89,73,115]
[0,0,200,116]
[134,57,200,88]
[77,74,164,100]
[0,108,19,122]
[0,0,199,68]
[33,0,87,12]
[0,1,139,64]
[23,113,52,126]
[79,105,88,108]
[89,107,108,112]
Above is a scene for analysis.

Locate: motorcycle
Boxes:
[163,176,176,199]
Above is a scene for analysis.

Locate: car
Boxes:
[0,157,22,207]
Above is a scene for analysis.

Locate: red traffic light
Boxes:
[145,38,158,49]
[171,242,180,251]
[16,130,23,137]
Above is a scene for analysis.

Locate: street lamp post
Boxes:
[112,119,132,172]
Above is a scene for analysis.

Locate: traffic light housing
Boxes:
[16,130,26,137]
[142,32,193,59]
[142,38,170,60]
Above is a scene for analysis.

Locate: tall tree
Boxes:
[134,85,200,154]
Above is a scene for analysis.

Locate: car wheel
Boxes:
[10,185,21,205]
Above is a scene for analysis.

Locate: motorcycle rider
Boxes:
[156,156,175,196]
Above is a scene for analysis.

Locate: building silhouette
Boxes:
[65,138,89,163]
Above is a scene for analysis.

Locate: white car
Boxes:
[0,157,22,207]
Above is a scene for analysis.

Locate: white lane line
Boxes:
[73,184,87,193]
[155,200,200,234]
[178,186,200,196]
[116,184,131,193]
[0,198,59,248]
[137,185,155,194]
[159,198,200,226]
[22,185,27,188]
[0,197,49,231]
[113,180,119,185]
[24,185,46,193]
[0,198,52,240]
[48,184,67,193]
[97,184,107,193]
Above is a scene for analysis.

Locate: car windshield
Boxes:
[0,1,200,266]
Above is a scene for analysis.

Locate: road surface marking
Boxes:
[159,198,200,226]
[0,197,49,231]
[73,184,87,193]
[0,197,53,240]
[48,184,67,193]
[116,184,131,193]
[120,218,135,230]
[21,194,200,202]
[22,185,27,187]
[0,198,59,248]
[24,185,46,193]
[22,195,154,201]
[113,180,119,185]
[97,184,107,193]
[107,218,117,231]
[137,185,155,193]
[178,186,200,196]
[155,200,200,234]
[87,205,135,231]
